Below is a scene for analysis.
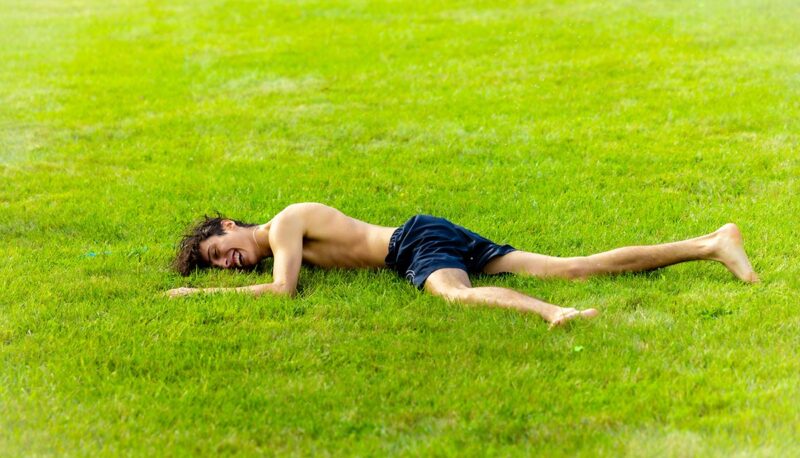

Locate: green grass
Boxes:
[2,0,799,455]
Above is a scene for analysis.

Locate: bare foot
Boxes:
[548,307,599,329]
[710,223,759,283]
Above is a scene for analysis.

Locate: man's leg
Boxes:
[483,223,758,283]
[424,268,599,327]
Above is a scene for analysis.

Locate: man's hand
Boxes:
[166,287,200,298]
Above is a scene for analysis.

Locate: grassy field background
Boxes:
[2,0,799,455]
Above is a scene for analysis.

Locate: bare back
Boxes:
[265,203,397,269]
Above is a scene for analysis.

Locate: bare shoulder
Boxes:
[274,202,340,221]
[280,202,337,214]
[270,202,343,232]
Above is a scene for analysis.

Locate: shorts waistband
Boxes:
[385,226,405,266]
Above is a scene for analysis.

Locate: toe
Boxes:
[581,308,600,319]
[548,308,599,329]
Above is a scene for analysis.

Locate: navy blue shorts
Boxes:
[384,215,516,289]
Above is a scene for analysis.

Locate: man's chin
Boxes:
[237,263,257,272]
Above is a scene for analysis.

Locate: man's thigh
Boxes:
[482,251,563,276]
[423,268,471,298]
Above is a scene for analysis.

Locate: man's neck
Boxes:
[252,224,272,259]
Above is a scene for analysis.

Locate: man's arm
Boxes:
[166,282,290,298]
[167,212,305,298]
[264,214,303,296]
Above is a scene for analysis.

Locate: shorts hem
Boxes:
[472,246,517,272]
[408,264,468,290]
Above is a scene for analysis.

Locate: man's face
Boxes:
[198,220,260,270]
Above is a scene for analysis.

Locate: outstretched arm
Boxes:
[166,282,291,298]
[167,217,305,298]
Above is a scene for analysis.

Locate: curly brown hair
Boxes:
[173,214,256,276]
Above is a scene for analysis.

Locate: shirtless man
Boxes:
[167,203,759,327]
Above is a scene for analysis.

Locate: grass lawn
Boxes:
[2,0,799,455]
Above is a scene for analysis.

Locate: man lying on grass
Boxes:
[168,202,758,327]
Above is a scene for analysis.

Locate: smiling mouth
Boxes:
[236,251,244,267]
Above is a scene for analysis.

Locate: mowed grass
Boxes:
[1,0,799,455]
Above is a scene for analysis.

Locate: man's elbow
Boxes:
[277,286,297,298]
[267,282,296,298]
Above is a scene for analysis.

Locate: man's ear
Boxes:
[221,219,236,231]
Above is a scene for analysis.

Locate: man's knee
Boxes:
[427,283,469,302]
[423,268,471,301]
[559,257,590,280]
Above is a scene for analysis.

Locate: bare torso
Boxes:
[261,203,397,269]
